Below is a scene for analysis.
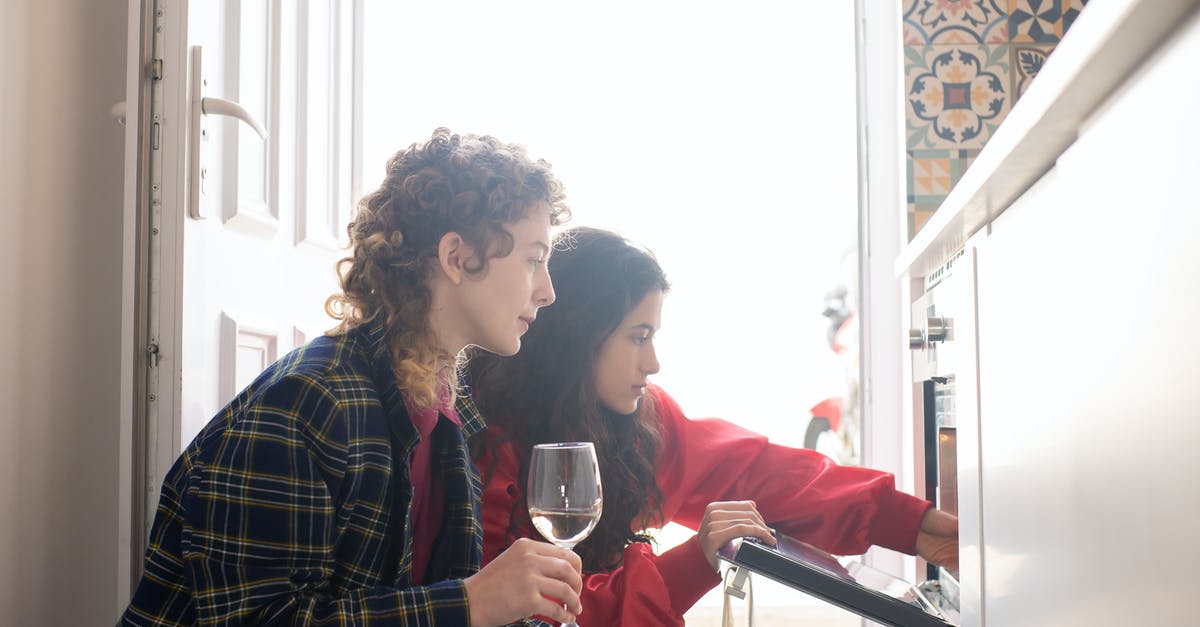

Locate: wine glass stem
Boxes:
[561,544,579,626]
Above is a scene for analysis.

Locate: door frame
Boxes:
[853,0,914,582]
[123,0,190,587]
[121,0,152,600]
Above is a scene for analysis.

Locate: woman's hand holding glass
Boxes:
[463,537,582,626]
[527,442,603,627]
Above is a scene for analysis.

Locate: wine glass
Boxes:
[527,442,603,627]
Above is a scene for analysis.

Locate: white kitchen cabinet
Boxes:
[971,10,1200,624]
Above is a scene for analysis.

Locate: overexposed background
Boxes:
[362,1,861,622]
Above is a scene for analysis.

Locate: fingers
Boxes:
[515,538,584,572]
[534,575,583,616]
[707,519,776,546]
[702,501,774,543]
[513,535,583,590]
[509,573,579,625]
[532,598,577,625]
[916,510,959,573]
[531,553,584,603]
[557,543,584,574]
[930,546,959,573]
[704,501,769,528]
[697,500,777,571]
[466,538,584,625]
[519,543,582,618]
[916,530,959,572]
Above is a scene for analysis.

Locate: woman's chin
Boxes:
[602,397,642,417]
[475,336,521,358]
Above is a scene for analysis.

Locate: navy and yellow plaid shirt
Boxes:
[121,320,493,625]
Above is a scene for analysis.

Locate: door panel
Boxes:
[297,0,353,250]
[176,0,353,448]
[220,310,281,404]
[226,0,274,230]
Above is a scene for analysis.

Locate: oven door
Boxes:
[719,535,955,627]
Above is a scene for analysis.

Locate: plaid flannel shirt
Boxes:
[121,320,500,625]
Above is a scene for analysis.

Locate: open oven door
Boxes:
[719,535,955,627]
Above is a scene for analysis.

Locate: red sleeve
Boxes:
[478,432,522,568]
[650,386,932,555]
[574,539,718,626]
[477,387,931,625]
[478,428,720,626]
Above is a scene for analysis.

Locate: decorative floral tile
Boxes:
[908,149,978,200]
[1063,0,1089,33]
[906,149,978,239]
[1011,43,1055,101]
[904,0,1009,45]
[905,44,1010,149]
[1009,0,1089,43]
[903,0,1087,241]
[1009,0,1059,43]
[908,203,940,241]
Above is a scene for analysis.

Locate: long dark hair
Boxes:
[468,227,669,571]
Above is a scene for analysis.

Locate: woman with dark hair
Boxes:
[469,227,958,626]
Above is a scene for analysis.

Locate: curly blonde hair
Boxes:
[326,128,570,407]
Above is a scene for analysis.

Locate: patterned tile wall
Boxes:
[903,0,1088,240]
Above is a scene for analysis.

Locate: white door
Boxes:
[150,0,358,501]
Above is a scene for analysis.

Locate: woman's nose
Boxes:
[536,268,556,307]
[643,344,660,374]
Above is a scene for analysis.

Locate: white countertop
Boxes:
[895,0,1200,279]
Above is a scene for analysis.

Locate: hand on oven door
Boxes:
[697,500,776,572]
[916,508,959,575]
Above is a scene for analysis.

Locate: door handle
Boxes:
[187,45,268,219]
[111,101,126,126]
[200,96,266,139]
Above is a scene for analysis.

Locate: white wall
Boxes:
[855,0,915,583]
[0,0,132,623]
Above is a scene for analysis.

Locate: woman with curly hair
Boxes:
[123,128,583,627]
[469,227,959,626]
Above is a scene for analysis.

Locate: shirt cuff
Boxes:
[654,536,722,616]
[868,489,933,555]
[426,578,473,625]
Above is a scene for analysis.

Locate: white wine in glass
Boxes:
[529,508,601,548]
[527,442,602,626]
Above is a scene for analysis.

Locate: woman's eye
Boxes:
[633,335,650,346]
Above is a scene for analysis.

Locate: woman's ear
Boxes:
[437,231,474,285]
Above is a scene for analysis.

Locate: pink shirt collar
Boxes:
[402,376,462,439]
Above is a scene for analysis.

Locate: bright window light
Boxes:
[362,1,861,619]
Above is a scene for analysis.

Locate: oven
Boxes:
[715,245,985,626]
[908,246,983,626]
